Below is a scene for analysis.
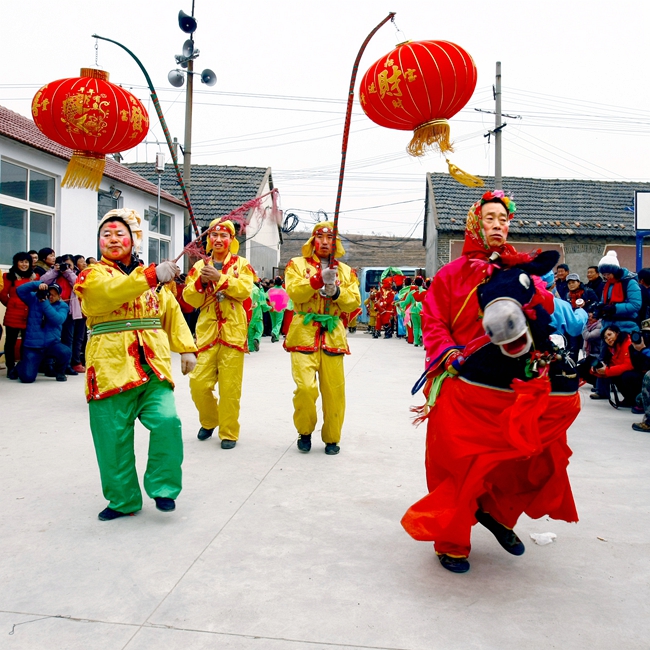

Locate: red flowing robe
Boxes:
[376,288,395,328]
[401,251,580,557]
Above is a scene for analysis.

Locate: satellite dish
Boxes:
[201,69,217,86]
[178,10,197,34]
[182,39,194,58]
[168,69,185,88]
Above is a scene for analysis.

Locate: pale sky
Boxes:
[1,0,649,237]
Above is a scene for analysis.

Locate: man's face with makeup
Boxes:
[313,230,335,258]
[99,220,132,264]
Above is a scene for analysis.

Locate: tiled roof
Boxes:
[429,173,650,238]
[0,105,185,207]
[126,163,270,229]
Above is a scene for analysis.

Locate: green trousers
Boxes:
[411,312,423,346]
[248,313,263,350]
[88,366,183,513]
[270,310,284,338]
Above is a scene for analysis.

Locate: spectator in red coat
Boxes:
[1,252,36,377]
[588,325,642,406]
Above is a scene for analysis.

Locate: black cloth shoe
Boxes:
[55,373,67,382]
[297,434,311,452]
[271,334,279,343]
[7,367,18,380]
[197,427,214,441]
[475,509,525,556]
[221,439,237,449]
[438,554,470,573]
[98,507,133,521]
[155,497,176,512]
[589,393,608,400]
[325,442,340,455]
[253,339,260,352]
[65,366,78,376]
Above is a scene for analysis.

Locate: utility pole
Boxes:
[183,57,194,247]
[494,61,502,190]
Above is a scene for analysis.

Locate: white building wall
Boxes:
[0,136,184,267]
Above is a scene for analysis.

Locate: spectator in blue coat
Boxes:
[597,251,642,334]
[541,271,588,339]
[12,281,71,383]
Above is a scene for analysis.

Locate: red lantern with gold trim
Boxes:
[359,40,477,157]
[32,68,149,190]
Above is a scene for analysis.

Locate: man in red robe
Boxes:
[375,278,396,338]
[401,190,581,574]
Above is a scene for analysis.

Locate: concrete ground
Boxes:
[1,333,649,650]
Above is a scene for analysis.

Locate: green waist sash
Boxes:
[299,312,340,333]
[88,318,162,337]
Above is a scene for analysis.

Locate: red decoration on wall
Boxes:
[32,68,149,190]
[359,41,477,157]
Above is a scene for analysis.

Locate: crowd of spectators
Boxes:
[553,252,650,432]
[1,248,96,382]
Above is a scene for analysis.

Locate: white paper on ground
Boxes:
[530,532,557,545]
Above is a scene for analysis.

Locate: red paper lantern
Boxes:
[32,68,149,190]
[359,41,477,157]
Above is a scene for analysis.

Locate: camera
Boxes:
[590,303,615,319]
[630,330,650,345]
[36,288,49,301]
[591,359,606,372]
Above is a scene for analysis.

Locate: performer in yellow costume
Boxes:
[184,219,255,449]
[74,209,197,521]
[284,222,361,454]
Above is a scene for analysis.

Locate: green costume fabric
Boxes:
[403,288,426,346]
[270,311,284,338]
[88,365,183,513]
[300,312,341,332]
[247,285,270,351]
[395,286,410,318]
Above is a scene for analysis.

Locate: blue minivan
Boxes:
[357,267,420,323]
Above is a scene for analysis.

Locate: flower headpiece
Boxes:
[480,189,516,215]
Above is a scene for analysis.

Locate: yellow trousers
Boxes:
[189,344,244,441]
[291,350,345,444]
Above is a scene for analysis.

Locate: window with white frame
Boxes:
[145,208,172,264]
[0,159,55,265]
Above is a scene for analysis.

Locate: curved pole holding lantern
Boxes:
[330,12,396,264]
[92,34,201,240]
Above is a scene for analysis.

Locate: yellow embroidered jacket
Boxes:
[284,256,361,354]
[183,253,255,353]
[74,259,197,402]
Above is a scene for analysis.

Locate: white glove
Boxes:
[156,261,180,283]
[180,353,197,375]
[322,283,337,297]
[321,268,338,285]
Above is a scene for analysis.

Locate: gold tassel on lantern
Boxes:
[61,151,106,191]
[445,158,485,188]
[407,119,453,157]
